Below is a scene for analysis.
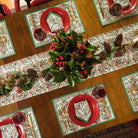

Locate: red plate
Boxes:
[68,94,99,127]
[40,7,70,36]
[0,118,25,138]
[108,0,137,14]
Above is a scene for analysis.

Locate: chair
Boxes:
[129,119,138,132]
[0,3,11,18]
[14,0,53,12]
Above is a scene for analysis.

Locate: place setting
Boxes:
[52,83,116,136]
[25,0,85,48]
[121,71,138,113]
[0,106,42,138]
[92,0,138,26]
[0,20,16,60]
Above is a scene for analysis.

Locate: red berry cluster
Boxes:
[80,70,87,78]
[79,44,86,53]
[49,42,57,51]
[56,56,66,67]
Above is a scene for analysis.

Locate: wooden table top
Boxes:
[0,0,138,137]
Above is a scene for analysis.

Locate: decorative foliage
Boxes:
[41,30,102,87]
[0,68,37,97]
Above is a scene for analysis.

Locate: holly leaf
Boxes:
[49,51,61,59]
[67,58,74,69]
[72,31,78,46]
[75,77,84,84]
[67,76,75,87]
[49,69,60,75]
[53,72,66,83]
[86,45,96,51]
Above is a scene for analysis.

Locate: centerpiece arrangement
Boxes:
[41,30,102,87]
[41,30,133,87]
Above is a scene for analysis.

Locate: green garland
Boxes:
[0,30,136,97]
[0,69,37,97]
[41,30,130,87]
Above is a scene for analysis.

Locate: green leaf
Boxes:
[4,89,9,96]
[72,31,78,46]
[73,70,81,77]
[21,78,35,91]
[91,58,102,64]
[67,76,75,87]
[75,61,81,66]
[42,68,50,78]
[49,51,61,59]
[75,77,84,84]
[53,72,66,83]
[49,69,60,75]
[86,45,96,51]
[67,58,74,69]
[111,46,120,51]
[0,88,4,95]
[5,85,13,90]
[106,53,114,60]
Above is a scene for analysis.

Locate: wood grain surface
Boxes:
[0,0,138,138]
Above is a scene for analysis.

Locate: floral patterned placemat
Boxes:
[0,23,137,108]
[52,83,116,136]
[25,0,85,48]
[92,0,138,26]
[0,20,16,60]
[0,106,42,138]
[121,72,138,113]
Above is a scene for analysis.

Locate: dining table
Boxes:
[0,0,138,138]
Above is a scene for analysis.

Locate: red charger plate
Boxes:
[0,118,25,138]
[68,94,99,127]
[108,0,137,14]
[40,7,70,36]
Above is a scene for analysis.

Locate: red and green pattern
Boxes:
[0,20,16,59]
[52,83,116,136]
[121,71,138,113]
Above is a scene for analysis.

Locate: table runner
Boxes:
[0,22,137,107]
[0,106,42,138]
[0,20,16,60]
[121,72,138,113]
[52,83,116,136]
[25,0,85,48]
[92,0,138,26]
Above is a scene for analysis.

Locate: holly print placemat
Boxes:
[0,20,16,60]
[25,0,85,48]
[0,23,137,107]
[52,83,116,136]
[0,106,42,138]
[92,0,138,26]
[121,72,138,113]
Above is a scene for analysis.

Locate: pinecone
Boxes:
[45,74,53,81]
[16,77,25,87]
[115,34,123,46]
[27,68,37,78]
[99,51,107,60]
[132,41,138,50]
[114,49,124,57]
[104,42,112,53]
[72,51,79,60]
